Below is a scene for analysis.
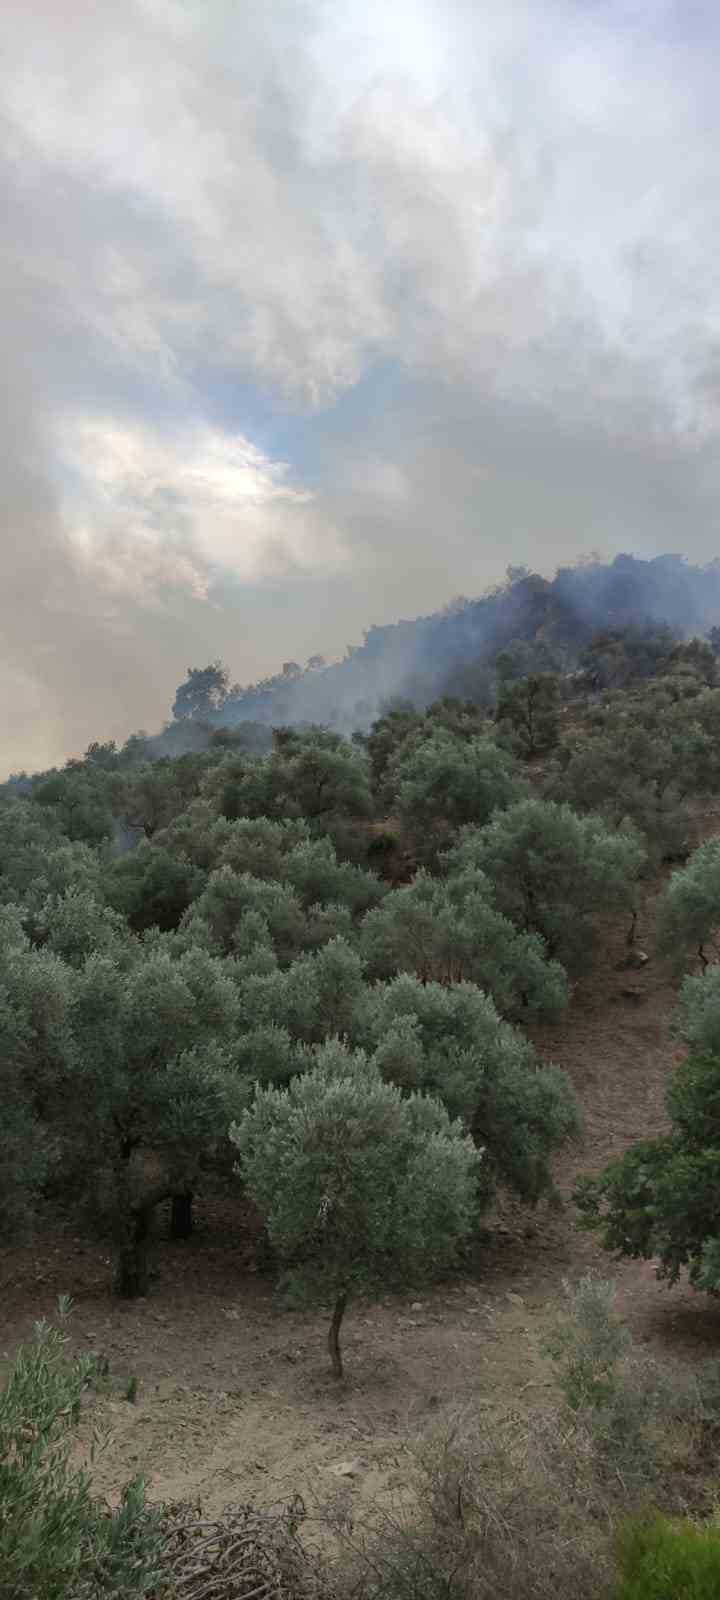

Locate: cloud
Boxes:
[2,0,720,772]
[57,418,352,599]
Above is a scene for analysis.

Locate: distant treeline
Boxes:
[169,553,720,738]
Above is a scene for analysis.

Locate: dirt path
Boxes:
[3,878,720,1514]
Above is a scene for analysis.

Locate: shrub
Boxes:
[331,1403,612,1600]
[576,1048,720,1294]
[0,1300,164,1599]
[543,1276,695,1498]
[614,1515,720,1599]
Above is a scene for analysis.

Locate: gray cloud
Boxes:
[2,0,720,772]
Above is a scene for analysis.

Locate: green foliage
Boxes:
[367,698,493,802]
[104,845,206,933]
[121,758,206,839]
[34,887,132,968]
[180,866,307,961]
[495,673,560,756]
[545,1276,630,1414]
[172,660,230,721]
[276,733,373,823]
[282,836,383,915]
[232,1042,479,1374]
[669,636,718,688]
[657,838,720,970]
[672,968,720,1057]
[366,703,422,793]
[579,624,678,691]
[0,1076,47,1238]
[543,1276,692,1496]
[576,1014,720,1293]
[241,936,366,1045]
[614,1516,720,1600]
[391,730,526,858]
[452,800,645,971]
[0,798,63,903]
[551,684,720,859]
[357,974,579,1202]
[0,908,74,1219]
[0,1302,164,1598]
[198,730,373,833]
[360,868,568,1020]
[60,945,248,1294]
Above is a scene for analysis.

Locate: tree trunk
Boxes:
[114,1205,153,1298]
[171,1191,194,1239]
[328,1291,348,1380]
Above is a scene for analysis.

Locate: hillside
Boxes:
[3,844,720,1520]
[169,553,720,739]
[3,568,720,1594]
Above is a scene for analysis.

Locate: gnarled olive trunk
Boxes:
[170,1190,194,1240]
[328,1291,348,1380]
[113,1153,171,1298]
[114,1203,153,1298]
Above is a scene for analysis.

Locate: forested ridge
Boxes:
[165,552,720,737]
[4,553,720,1596]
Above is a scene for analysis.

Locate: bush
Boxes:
[576,1045,720,1294]
[614,1515,720,1599]
[0,1299,164,1599]
[543,1276,695,1499]
[331,1403,612,1600]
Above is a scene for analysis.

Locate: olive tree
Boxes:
[68,946,246,1295]
[390,732,526,859]
[657,837,720,971]
[355,974,580,1204]
[450,800,645,971]
[576,967,720,1294]
[0,906,73,1236]
[495,673,560,756]
[239,937,366,1046]
[672,967,720,1057]
[179,866,307,961]
[232,1041,479,1377]
[576,1062,720,1296]
[360,869,568,1020]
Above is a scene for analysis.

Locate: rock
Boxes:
[410,1301,423,1311]
[616,950,649,971]
[328,1457,363,1479]
[506,1292,525,1307]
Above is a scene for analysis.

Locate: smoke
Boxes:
[4,0,720,774]
[172,554,720,741]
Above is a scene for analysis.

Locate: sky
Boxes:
[3,0,720,773]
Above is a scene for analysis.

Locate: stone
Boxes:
[328,1457,363,1479]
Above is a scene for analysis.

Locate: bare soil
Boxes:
[3,859,720,1516]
